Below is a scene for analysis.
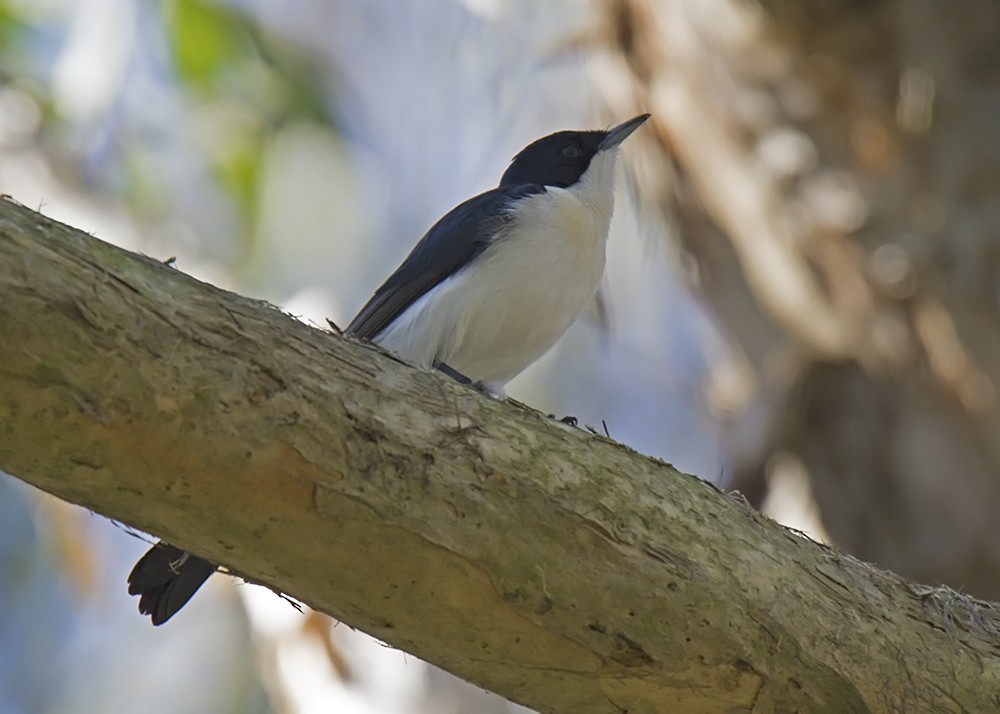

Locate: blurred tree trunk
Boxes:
[600,0,1000,597]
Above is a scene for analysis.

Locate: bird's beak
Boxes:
[599,113,651,151]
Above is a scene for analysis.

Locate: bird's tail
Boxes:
[127,543,217,625]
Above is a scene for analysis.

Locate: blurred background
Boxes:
[2,0,1000,712]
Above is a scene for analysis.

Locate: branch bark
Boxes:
[1,197,998,713]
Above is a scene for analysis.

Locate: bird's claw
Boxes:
[546,414,578,427]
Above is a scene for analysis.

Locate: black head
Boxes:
[499,114,650,189]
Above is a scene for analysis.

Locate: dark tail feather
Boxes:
[127,543,217,625]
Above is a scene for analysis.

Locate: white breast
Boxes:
[374,149,620,392]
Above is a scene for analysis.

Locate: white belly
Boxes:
[374,185,613,390]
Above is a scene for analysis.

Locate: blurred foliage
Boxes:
[167,0,250,91]
[0,0,335,259]
[165,0,265,227]
[159,0,331,236]
[0,5,19,60]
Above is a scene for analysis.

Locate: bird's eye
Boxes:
[561,145,582,159]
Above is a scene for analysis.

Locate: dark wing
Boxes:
[127,543,217,625]
[345,184,546,340]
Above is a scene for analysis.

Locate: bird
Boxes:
[127,113,650,624]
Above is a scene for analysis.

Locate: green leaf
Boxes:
[165,0,249,90]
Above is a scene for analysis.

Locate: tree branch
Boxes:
[1,197,998,713]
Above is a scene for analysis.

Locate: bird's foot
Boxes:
[547,414,578,427]
[472,381,507,400]
[435,362,472,385]
[434,362,506,399]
